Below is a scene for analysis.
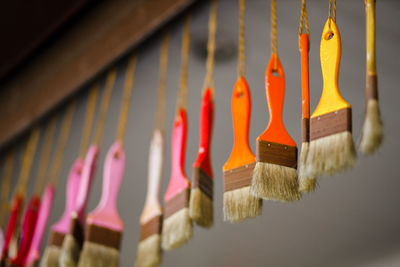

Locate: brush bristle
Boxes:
[27,260,40,267]
[306,131,356,178]
[251,162,301,202]
[60,234,80,267]
[135,234,161,267]
[223,186,262,223]
[40,246,61,267]
[189,188,213,228]
[298,142,317,193]
[360,99,383,154]
[161,208,192,250]
[77,242,119,267]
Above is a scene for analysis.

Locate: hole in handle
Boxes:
[324,32,334,40]
[236,91,244,98]
[271,70,280,77]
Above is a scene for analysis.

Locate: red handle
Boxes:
[10,195,40,266]
[258,53,296,147]
[300,34,310,120]
[164,109,190,202]
[1,194,24,260]
[193,88,214,178]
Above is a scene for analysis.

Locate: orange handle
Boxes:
[223,77,255,171]
[300,34,310,119]
[257,53,296,146]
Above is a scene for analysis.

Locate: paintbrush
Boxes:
[136,131,164,267]
[24,185,55,267]
[11,115,60,267]
[223,0,261,221]
[8,195,41,267]
[223,77,262,222]
[136,34,167,267]
[59,146,98,267]
[162,15,192,250]
[251,54,300,202]
[77,54,136,267]
[40,160,82,267]
[360,0,382,154]
[189,0,217,229]
[60,69,115,267]
[1,127,41,265]
[77,142,125,267]
[0,195,24,265]
[298,33,317,193]
[305,19,356,178]
[162,109,192,250]
[190,88,214,227]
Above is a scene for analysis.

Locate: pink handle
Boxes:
[164,109,190,201]
[24,185,55,265]
[0,229,4,255]
[51,158,83,234]
[75,145,98,222]
[87,142,125,231]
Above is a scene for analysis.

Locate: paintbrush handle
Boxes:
[300,34,310,143]
[51,158,83,233]
[75,145,98,222]
[87,142,125,231]
[10,195,40,265]
[145,130,164,207]
[1,194,23,258]
[265,53,285,129]
[97,142,125,213]
[300,34,310,120]
[365,0,378,102]
[25,185,55,265]
[224,77,255,171]
[259,54,296,146]
[193,88,214,177]
[366,0,376,75]
[164,109,189,201]
[313,19,350,117]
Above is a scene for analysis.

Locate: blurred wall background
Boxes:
[1,0,400,266]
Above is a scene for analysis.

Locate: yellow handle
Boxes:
[366,0,376,75]
[312,19,350,118]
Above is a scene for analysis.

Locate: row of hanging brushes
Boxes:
[0,54,135,267]
[136,1,384,265]
[224,0,383,225]
[136,1,218,266]
[0,0,383,266]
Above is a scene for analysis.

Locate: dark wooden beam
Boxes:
[0,0,195,149]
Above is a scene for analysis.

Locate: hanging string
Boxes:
[94,68,117,147]
[33,115,58,195]
[48,100,76,189]
[13,126,41,197]
[117,54,137,144]
[271,0,278,70]
[0,149,15,227]
[176,15,191,112]
[328,0,336,32]
[203,0,218,90]
[79,84,99,158]
[154,32,169,132]
[298,0,310,49]
[238,0,245,77]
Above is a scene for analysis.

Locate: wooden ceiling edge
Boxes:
[0,0,196,150]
